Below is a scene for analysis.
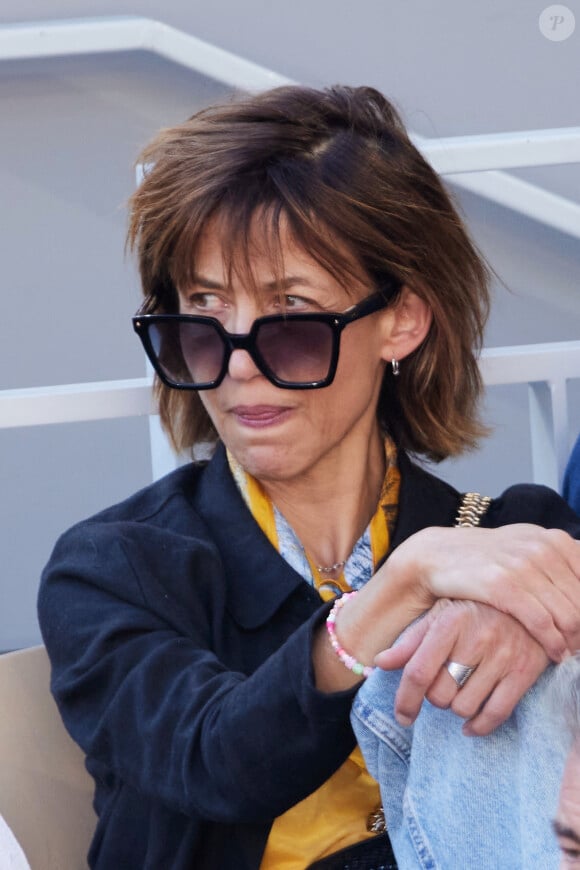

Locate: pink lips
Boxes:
[231,405,293,428]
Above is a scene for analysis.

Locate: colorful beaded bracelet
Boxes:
[326,591,374,679]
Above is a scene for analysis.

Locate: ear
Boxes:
[379,286,432,362]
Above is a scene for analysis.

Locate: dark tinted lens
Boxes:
[149,320,225,386]
[256,319,334,384]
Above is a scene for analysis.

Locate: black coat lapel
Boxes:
[191,444,318,629]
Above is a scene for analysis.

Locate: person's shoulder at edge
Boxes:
[39,445,237,600]
[563,433,580,514]
[38,457,216,592]
[38,455,223,636]
[64,458,209,535]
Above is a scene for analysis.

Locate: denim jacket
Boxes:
[352,665,565,869]
[350,466,580,869]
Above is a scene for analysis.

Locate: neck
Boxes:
[260,428,386,569]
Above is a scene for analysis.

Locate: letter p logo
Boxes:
[539,5,576,40]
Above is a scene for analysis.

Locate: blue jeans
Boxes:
[351,666,565,869]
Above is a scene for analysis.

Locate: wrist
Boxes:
[384,534,437,614]
[311,554,434,693]
[331,576,424,665]
[326,593,374,679]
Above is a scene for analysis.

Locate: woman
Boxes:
[39,85,580,869]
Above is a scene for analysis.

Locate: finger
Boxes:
[544,529,580,586]
[448,657,508,724]
[393,611,461,725]
[482,530,580,658]
[482,570,568,662]
[538,530,580,648]
[432,651,544,735]
[423,666,464,711]
[374,616,429,670]
[427,649,497,714]
[458,644,548,737]
[461,667,538,737]
[515,531,580,629]
[430,615,530,720]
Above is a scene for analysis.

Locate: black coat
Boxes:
[38,445,580,869]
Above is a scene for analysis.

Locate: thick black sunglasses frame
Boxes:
[132,289,398,391]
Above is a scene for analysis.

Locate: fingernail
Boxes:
[396,713,413,727]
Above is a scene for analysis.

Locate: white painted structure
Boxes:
[2,340,580,489]
[1,17,579,239]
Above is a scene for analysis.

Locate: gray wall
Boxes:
[1,2,579,648]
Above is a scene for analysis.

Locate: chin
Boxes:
[228,442,303,483]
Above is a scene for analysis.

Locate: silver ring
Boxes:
[446,660,476,688]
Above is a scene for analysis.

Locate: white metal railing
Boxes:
[480,341,580,490]
[1,16,579,490]
[1,16,580,240]
[0,379,152,428]
[1,340,579,489]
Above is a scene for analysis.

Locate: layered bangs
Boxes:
[165,166,385,310]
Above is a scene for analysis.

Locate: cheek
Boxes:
[333,337,386,400]
[299,369,379,440]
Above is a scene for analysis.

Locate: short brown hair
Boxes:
[127,85,490,462]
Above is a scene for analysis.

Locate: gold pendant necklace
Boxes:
[315,560,347,574]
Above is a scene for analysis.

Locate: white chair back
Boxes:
[0,646,96,869]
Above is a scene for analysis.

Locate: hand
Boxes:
[385,525,580,662]
[374,598,550,736]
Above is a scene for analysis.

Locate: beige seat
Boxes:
[0,646,96,870]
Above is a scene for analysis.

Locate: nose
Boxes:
[227,346,261,381]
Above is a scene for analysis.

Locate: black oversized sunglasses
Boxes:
[132,286,399,391]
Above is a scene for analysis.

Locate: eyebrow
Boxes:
[188,275,224,290]
[188,273,316,292]
[553,819,580,844]
[264,276,317,290]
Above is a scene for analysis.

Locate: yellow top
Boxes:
[226,442,400,868]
